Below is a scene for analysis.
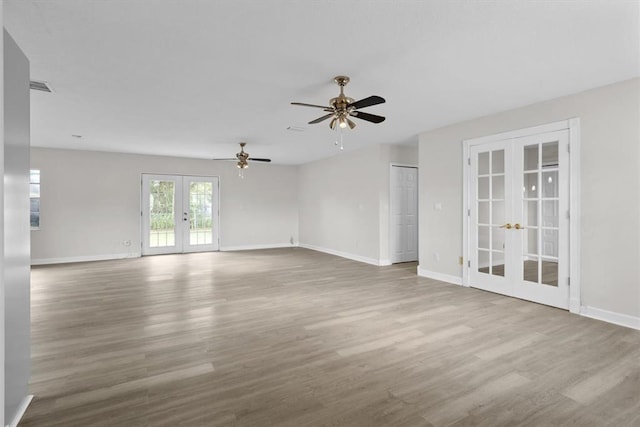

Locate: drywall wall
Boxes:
[4,29,31,424]
[419,78,640,319]
[298,143,417,264]
[30,148,299,263]
[0,10,5,426]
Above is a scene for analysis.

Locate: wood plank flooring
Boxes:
[22,248,640,426]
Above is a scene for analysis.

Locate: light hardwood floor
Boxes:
[23,248,639,426]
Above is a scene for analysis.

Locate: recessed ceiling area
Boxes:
[4,1,639,164]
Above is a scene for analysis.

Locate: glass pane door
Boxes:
[142,174,219,255]
[142,174,182,255]
[467,129,570,309]
[182,176,219,252]
[512,131,569,308]
[469,141,512,294]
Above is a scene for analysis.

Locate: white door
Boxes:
[391,166,418,263]
[468,130,569,309]
[142,174,219,255]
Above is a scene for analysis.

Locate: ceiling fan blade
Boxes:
[248,158,271,163]
[212,158,237,161]
[349,95,385,110]
[349,111,386,124]
[309,113,334,124]
[291,102,332,110]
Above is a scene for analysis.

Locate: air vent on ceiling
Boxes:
[29,80,53,93]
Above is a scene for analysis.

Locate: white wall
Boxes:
[0,8,5,426]
[419,78,640,320]
[298,143,417,265]
[30,148,299,263]
[4,29,31,425]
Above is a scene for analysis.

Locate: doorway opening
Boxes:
[141,174,220,255]
[462,119,580,311]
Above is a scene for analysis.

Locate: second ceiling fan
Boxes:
[291,76,385,130]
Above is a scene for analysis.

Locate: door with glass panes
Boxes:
[141,174,219,255]
[468,130,569,309]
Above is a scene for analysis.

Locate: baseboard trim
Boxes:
[299,243,382,266]
[31,252,140,266]
[220,243,296,252]
[379,259,392,266]
[417,266,463,286]
[580,306,640,331]
[7,394,34,427]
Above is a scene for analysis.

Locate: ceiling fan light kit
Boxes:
[291,75,386,150]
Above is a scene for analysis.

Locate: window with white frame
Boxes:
[30,169,40,229]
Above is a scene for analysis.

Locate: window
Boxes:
[30,169,40,229]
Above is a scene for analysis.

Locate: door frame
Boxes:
[141,173,220,255]
[462,118,581,313]
[389,163,419,264]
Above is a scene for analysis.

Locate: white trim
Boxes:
[568,118,581,313]
[299,243,382,266]
[379,259,392,266]
[463,120,571,146]
[220,243,296,252]
[417,266,463,286]
[31,252,140,266]
[6,394,33,427]
[580,306,640,331]
[462,142,470,287]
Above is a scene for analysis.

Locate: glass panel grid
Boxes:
[149,180,176,248]
[189,181,213,246]
[30,169,41,229]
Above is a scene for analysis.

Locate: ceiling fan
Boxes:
[213,142,271,173]
[291,76,386,130]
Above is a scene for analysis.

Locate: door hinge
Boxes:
[467,260,471,268]
[468,158,471,166]
[567,277,571,287]
[468,209,471,217]
[567,144,570,153]
[566,210,570,219]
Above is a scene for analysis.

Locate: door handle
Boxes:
[499,223,512,229]
[514,223,524,230]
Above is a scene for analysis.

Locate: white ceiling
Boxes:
[4,1,639,165]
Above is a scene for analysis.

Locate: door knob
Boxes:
[514,223,524,230]
[499,223,512,229]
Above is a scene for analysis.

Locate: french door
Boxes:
[468,130,570,309]
[141,174,219,255]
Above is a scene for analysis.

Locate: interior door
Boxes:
[142,174,219,255]
[391,166,418,263]
[468,130,569,309]
[469,141,512,295]
[512,131,569,308]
